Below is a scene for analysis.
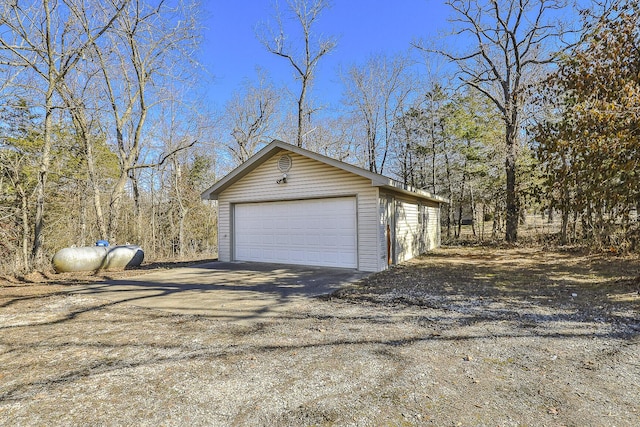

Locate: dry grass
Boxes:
[1,246,639,426]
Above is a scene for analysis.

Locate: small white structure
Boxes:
[201,140,447,272]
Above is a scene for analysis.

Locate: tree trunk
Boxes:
[70,107,108,239]
[108,175,128,244]
[456,163,467,239]
[85,132,107,239]
[492,199,501,239]
[504,124,518,242]
[178,207,188,258]
[80,196,87,246]
[367,124,377,173]
[481,203,486,241]
[31,84,54,268]
[20,187,29,272]
[403,140,410,186]
[297,78,306,147]
[130,171,142,244]
[470,186,477,237]
[560,208,569,245]
[430,122,437,194]
[444,145,452,240]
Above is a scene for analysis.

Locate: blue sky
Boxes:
[199,0,451,112]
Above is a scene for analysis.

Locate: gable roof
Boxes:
[201,139,448,204]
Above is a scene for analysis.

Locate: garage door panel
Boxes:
[234,197,357,268]
[275,235,289,245]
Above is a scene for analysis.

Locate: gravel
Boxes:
[1,246,639,426]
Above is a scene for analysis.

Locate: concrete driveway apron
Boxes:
[71,262,370,324]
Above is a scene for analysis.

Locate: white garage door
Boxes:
[234,197,357,268]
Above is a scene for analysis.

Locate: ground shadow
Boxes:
[1,261,370,325]
[1,248,639,414]
[333,247,640,338]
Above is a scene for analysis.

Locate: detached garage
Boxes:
[201,140,447,272]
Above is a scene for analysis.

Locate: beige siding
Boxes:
[379,193,442,267]
[425,202,441,250]
[377,196,390,272]
[395,198,419,263]
[217,150,380,271]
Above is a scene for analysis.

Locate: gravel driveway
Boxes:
[1,247,638,426]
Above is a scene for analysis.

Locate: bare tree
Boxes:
[0,146,32,271]
[150,86,214,256]
[224,73,281,165]
[342,53,412,174]
[58,65,109,239]
[87,0,201,243]
[258,0,336,147]
[0,0,126,267]
[415,0,568,242]
[0,99,40,271]
[303,114,363,164]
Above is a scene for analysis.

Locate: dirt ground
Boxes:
[1,246,639,426]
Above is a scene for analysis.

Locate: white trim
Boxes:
[202,139,448,205]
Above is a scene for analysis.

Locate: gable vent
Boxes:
[277,154,292,173]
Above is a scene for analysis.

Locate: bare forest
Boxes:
[1,0,639,275]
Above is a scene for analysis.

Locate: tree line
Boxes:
[0,0,216,273]
[1,0,638,274]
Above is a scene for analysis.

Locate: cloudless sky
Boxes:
[199,0,451,113]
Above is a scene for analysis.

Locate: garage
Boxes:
[234,197,357,268]
[201,140,446,272]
